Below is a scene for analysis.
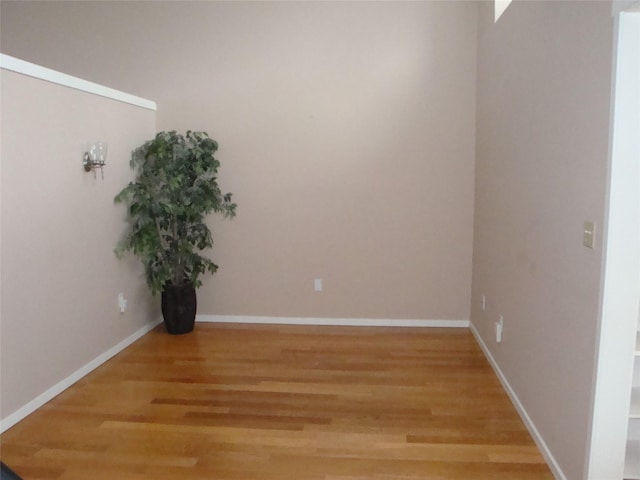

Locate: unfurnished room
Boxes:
[0,1,639,479]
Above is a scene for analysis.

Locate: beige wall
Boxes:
[0,67,158,421]
[472,1,614,479]
[0,1,478,322]
[0,0,626,478]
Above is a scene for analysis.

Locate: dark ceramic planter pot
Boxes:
[161,283,197,335]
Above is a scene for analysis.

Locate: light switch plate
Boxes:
[583,221,596,249]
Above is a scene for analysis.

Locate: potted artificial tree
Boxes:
[115,130,236,334]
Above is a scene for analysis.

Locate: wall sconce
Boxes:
[83,142,108,179]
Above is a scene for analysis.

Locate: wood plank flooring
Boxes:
[0,323,554,479]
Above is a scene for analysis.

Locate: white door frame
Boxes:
[586,3,640,479]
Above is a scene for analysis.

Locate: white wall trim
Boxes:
[469,322,567,480]
[0,318,162,434]
[197,314,469,328]
[0,53,157,111]
[587,10,640,480]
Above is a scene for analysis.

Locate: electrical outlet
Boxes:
[314,279,322,292]
[495,315,504,343]
[118,293,127,314]
[482,295,486,311]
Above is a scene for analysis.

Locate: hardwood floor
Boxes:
[0,323,554,479]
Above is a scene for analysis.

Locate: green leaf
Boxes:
[113,130,237,295]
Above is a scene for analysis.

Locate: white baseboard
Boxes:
[469,322,567,480]
[197,314,469,328]
[0,318,162,434]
